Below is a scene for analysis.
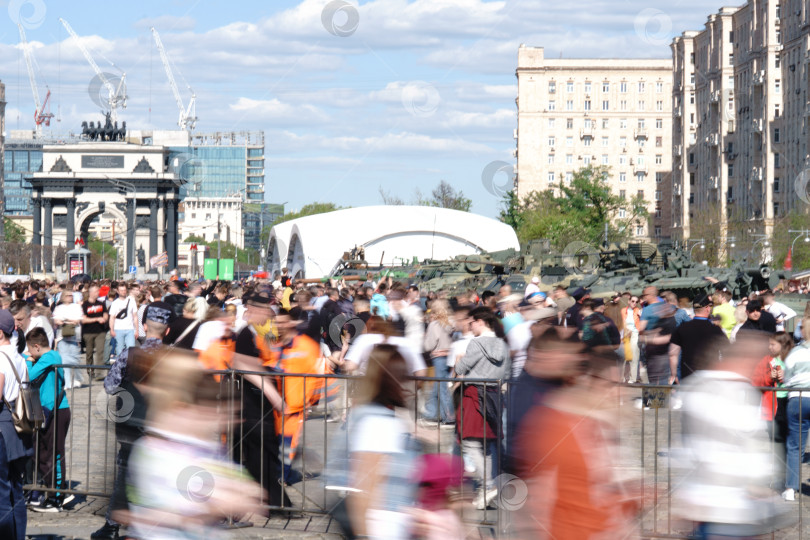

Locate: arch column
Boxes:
[126,198,135,269]
[166,199,177,269]
[149,199,160,260]
[43,198,53,273]
[65,198,76,249]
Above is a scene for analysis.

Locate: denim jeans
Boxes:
[424,356,455,423]
[113,329,135,357]
[0,432,26,540]
[57,339,85,388]
[785,396,810,491]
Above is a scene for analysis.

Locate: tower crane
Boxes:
[18,24,54,137]
[151,27,197,131]
[59,18,127,122]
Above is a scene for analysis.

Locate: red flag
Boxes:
[785,247,793,271]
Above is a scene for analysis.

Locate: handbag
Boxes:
[61,323,76,338]
[0,352,45,434]
[115,298,131,320]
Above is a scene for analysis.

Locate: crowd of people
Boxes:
[0,270,806,538]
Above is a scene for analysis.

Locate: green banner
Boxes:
[220,259,235,281]
[203,258,218,280]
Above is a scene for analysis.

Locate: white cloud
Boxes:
[133,15,196,32]
[444,108,514,129]
[229,97,328,124]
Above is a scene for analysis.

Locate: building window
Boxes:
[637,172,645,182]
[567,81,574,93]
[656,171,663,182]
[655,226,662,236]
[206,213,211,220]
[583,156,592,165]
[774,177,780,192]
[548,81,556,93]
[619,155,627,165]
[728,163,734,177]
[620,81,627,93]
[602,154,609,165]
[602,100,609,111]
[775,128,781,142]
[619,137,627,147]
[602,119,609,129]
[638,82,646,93]
[565,172,573,183]
[584,118,593,128]
[602,82,610,93]
[548,172,555,183]
[619,118,627,129]
[548,154,555,164]
[619,173,627,183]
[774,202,780,216]
[548,136,555,147]
[601,137,609,147]
[655,136,663,147]
[584,137,592,147]
[655,155,662,165]
[656,100,663,111]
[584,100,592,111]
[619,189,626,199]
[636,225,644,236]
[656,118,663,129]
[619,100,627,111]
[775,79,781,93]
[690,93,695,104]
[566,100,574,111]
[655,190,661,201]
[584,82,592,94]
[548,118,556,128]
[566,136,574,147]
[618,209,626,218]
[655,81,663,93]
[564,118,573,129]
[566,154,574,165]
[191,213,196,219]
[638,100,646,111]
[548,100,556,110]
[689,172,695,185]
[638,118,646,129]
[775,104,780,118]
[637,189,644,199]
[775,153,781,168]
[729,53,734,64]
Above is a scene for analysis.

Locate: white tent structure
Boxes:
[267,206,520,279]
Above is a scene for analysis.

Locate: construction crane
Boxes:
[18,24,54,137]
[151,27,197,131]
[59,18,127,122]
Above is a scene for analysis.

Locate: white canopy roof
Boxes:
[267,205,520,279]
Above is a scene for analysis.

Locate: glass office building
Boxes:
[3,139,43,215]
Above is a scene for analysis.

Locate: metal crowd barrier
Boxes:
[26,363,810,539]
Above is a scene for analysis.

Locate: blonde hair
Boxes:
[734,304,747,324]
[429,299,452,327]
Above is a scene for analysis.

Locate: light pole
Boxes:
[688,238,706,259]
[789,229,810,254]
[750,234,770,264]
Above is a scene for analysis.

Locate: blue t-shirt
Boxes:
[640,299,668,331]
[26,350,69,411]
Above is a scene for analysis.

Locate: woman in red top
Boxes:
[752,332,793,444]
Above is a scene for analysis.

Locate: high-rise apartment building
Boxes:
[515,46,673,240]
[674,1,784,246]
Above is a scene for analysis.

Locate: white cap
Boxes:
[531,276,540,284]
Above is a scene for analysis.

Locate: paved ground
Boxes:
[24,376,810,539]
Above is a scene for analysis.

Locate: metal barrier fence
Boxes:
[25,364,810,538]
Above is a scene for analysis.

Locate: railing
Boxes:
[28,364,810,538]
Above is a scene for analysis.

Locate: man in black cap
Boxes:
[565,287,590,330]
[92,301,174,540]
[668,293,727,384]
[741,298,777,334]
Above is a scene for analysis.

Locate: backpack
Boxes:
[0,352,45,434]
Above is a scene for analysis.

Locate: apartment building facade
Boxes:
[515,46,673,240]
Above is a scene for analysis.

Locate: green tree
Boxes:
[182,234,260,270]
[771,211,810,270]
[86,236,118,279]
[417,180,472,211]
[271,203,343,227]
[3,218,25,243]
[501,165,648,250]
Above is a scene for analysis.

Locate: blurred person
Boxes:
[9,300,53,354]
[552,285,574,318]
[0,310,31,540]
[81,285,109,380]
[794,301,810,344]
[162,297,206,350]
[638,303,676,409]
[564,287,590,329]
[370,282,390,319]
[621,294,642,383]
[579,298,621,355]
[422,299,455,426]
[25,328,71,512]
[730,304,748,342]
[162,280,188,318]
[663,291,691,326]
[763,290,797,333]
[523,275,541,298]
[515,350,639,539]
[93,303,173,540]
[192,306,233,353]
[125,352,264,539]
[480,290,497,311]
[679,296,695,319]
[669,294,728,384]
[454,307,510,510]
[109,283,137,357]
[336,344,418,539]
[134,293,149,346]
[676,332,792,536]
[53,292,87,389]
[393,285,424,354]
[344,317,427,377]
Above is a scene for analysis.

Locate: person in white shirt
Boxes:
[523,276,541,298]
[108,284,138,357]
[53,292,88,389]
[763,291,797,333]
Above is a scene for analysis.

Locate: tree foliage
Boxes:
[3,218,25,243]
[183,234,260,269]
[499,165,649,250]
[271,203,343,228]
[379,180,471,212]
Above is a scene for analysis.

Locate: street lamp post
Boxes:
[789,229,810,254]
[688,238,706,259]
[750,234,770,264]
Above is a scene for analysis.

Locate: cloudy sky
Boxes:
[0,0,731,217]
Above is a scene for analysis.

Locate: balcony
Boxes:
[753,70,766,85]
[675,184,682,196]
[579,127,594,139]
[727,120,735,133]
[674,145,683,156]
[805,102,810,116]
[710,90,721,103]
[634,164,648,174]
[751,166,764,181]
[709,176,719,189]
[634,129,648,139]
[674,107,683,118]
[705,133,719,146]
[752,119,764,132]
